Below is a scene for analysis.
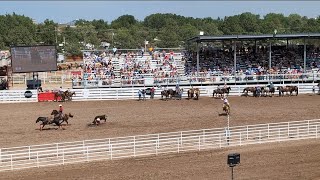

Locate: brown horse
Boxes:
[161,90,170,100]
[223,105,231,115]
[64,91,76,101]
[242,87,256,97]
[213,87,231,98]
[277,86,298,96]
[36,116,54,131]
[188,88,200,100]
[54,91,65,102]
[51,110,74,125]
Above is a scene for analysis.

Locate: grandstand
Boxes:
[3,33,320,90]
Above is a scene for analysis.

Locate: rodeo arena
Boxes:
[1,33,320,179]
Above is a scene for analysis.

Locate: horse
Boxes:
[277,86,298,96]
[92,115,107,126]
[54,91,66,102]
[286,85,299,96]
[64,91,76,101]
[213,87,231,98]
[188,88,200,100]
[242,87,256,97]
[36,116,64,131]
[193,88,200,100]
[223,105,231,115]
[161,90,170,100]
[0,79,8,90]
[51,110,74,125]
[36,117,53,131]
[261,86,275,97]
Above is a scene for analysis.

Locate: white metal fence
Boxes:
[0,83,317,103]
[0,90,38,103]
[0,119,319,172]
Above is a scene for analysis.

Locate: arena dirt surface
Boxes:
[0,95,320,179]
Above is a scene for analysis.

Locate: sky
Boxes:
[1,1,320,24]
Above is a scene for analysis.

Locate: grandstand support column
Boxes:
[196,41,200,78]
[255,40,257,53]
[233,41,237,76]
[269,41,272,71]
[304,38,306,73]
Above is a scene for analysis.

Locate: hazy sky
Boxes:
[1,1,319,23]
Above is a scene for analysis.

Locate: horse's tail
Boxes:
[68,113,74,118]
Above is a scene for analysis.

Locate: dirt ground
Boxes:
[0,95,320,179]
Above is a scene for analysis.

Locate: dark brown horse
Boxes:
[188,88,200,100]
[277,86,298,96]
[213,87,231,97]
[54,91,65,102]
[161,90,170,100]
[51,110,74,125]
[36,117,54,131]
[242,87,256,97]
[64,91,76,101]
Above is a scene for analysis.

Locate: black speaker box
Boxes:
[228,153,240,166]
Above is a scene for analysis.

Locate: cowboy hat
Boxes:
[59,104,62,106]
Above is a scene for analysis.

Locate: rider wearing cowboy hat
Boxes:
[58,104,63,119]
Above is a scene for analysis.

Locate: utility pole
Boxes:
[55,27,58,45]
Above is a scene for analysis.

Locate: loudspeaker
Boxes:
[228,153,240,167]
[27,80,41,89]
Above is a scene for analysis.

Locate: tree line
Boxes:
[1,12,320,55]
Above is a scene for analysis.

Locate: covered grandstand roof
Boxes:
[187,33,320,43]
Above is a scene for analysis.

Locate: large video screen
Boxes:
[10,45,57,73]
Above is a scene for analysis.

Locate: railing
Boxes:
[71,73,320,88]
[0,119,319,171]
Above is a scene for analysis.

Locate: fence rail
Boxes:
[0,83,318,103]
[0,119,319,171]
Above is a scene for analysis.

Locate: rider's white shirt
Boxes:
[223,98,229,104]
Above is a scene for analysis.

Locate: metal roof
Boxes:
[187,33,320,43]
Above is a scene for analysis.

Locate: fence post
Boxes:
[268,124,270,138]
[83,140,85,155]
[134,136,136,157]
[203,129,205,144]
[37,152,39,168]
[157,134,160,148]
[259,130,262,144]
[110,144,113,160]
[56,143,59,158]
[156,139,158,155]
[246,126,249,140]
[239,132,242,146]
[86,147,89,162]
[180,131,183,146]
[29,146,31,160]
[198,136,201,151]
[62,149,65,165]
[10,155,13,170]
[177,138,180,153]
[288,122,290,137]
